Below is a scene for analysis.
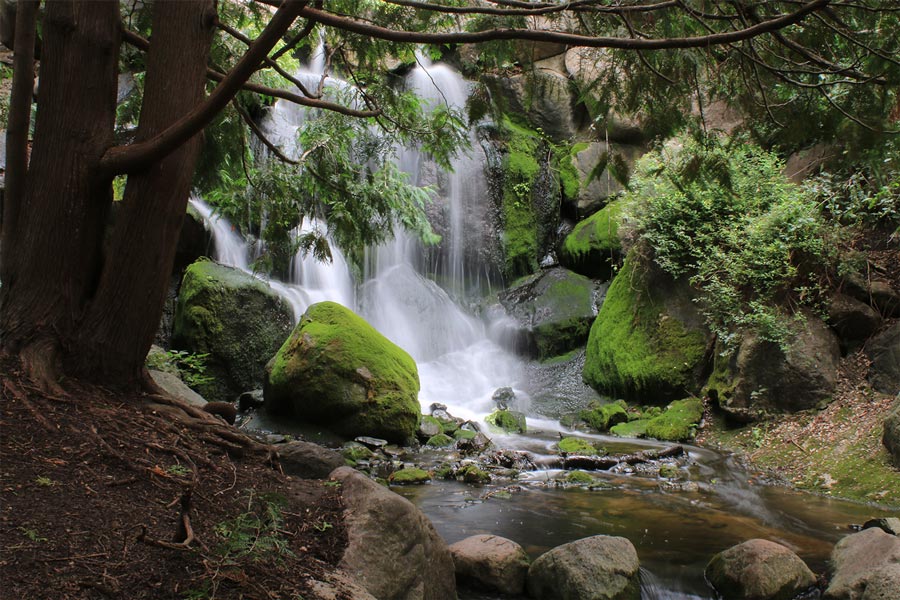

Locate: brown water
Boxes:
[395,440,896,599]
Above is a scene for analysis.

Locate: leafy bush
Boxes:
[624,134,838,348]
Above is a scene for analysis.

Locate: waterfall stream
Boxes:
[187,57,893,599]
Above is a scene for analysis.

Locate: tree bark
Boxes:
[75,0,218,383]
[0,0,120,379]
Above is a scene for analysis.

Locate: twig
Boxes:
[3,379,55,432]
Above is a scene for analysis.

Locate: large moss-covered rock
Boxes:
[705,314,840,422]
[499,267,597,360]
[265,302,421,444]
[558,200,624,279]
[172,259,293,402]
[583,255,710,401]
[644,398,704,442]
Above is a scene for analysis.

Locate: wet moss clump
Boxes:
[500,119,542,279]
[458,465,491,484]
[644,398,704,442]
[559,199,624,279]
[486,409,527,434]
[389,468,432,484]
[557,437,604,456]
[426,433,455,447]
[563,470,595,485]
[579,401,628,432]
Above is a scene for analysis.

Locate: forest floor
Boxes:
[698,348,900,508]
[0,354,348,600]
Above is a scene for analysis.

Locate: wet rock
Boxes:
[237,389,264,412]
[418,415,443,439]
[389,468,432,484]
[148,369,207,408]
[492,387,516,411]
[342,442,376,464]
[862,517,900,536]
[866,323,900,395]
[499,267,598,360]
[449,534,530,596]
[173,259,293,402]
[579,401,628,433]
[486,409,527,434]
[827,293,881,347]
[457,465,491,484]
[825,528,900,600]
[557,436,604,456]
[278,440,344,479]
[456,433,493,454]
[426,434,455,448]
[265,302,420,444]
[330,466,456,600]
[483,449,535,471]
[355,436,388,449]
[527,535,640,600]
[705,539,816,600]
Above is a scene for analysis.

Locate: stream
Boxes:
[191,52,896,598]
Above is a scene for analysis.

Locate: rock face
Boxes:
[825,528,900,600]
[172,259,293,402]
[705,539,816,600]
[277,441,345,479]
[866,323,900,395]
[706,314,840,422]
[827,293,881,348]
[265,302,421,444]
[583,255,710,401]
[861,564,900,600]
[558,199,623,280]
[499,267,597,360]
[883,398,900,468]
[331,466,456,600]
[567,142,642,218]
[449,534,531,596]
[527,535,640,600]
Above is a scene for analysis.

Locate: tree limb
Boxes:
[231,99,299,165]
[100,0,310,176]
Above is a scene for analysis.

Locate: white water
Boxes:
[193,51,526,424]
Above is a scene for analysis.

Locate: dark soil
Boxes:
[0,354,347,600]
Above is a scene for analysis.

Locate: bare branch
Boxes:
[231,99,299,165]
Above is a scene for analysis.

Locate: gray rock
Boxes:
[148,369,207,408]
[330,466,456,600]
[309,572,378,600]
[449,534,530,596]
[237,389,264,412]
[866,323,900,395]
[498,267,597,360]
[845,273,900,318]
[825,528,900,600]
[705,539,816,600]
[861,564,900,600]
[568,142,642,218]
[456,432,493,454]
[708,313,840,422]
[527,535,640,600]
[492,387,516,411]
[278,441,345,479]
[883,398,900,468]
[827,293,882,346]
[863,517,900,536]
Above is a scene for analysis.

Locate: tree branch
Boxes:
[293,0,830,50]
[100,0,310,176]
[231,99,299,165]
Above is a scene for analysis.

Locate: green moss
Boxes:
[434,463,455,480]
[439,419,461,435]
[458,465,491,484]
[579,401,628,432]
[453,429,477,441]
[485,409,527,434]
[557,437,604,455]
[559,200,624,279]
[389,468,432,484]
[658,464,679,479]
[419,415,442,437]
[266,301,421,443]
[644,398,704,442]
[583,256,708,400]
[563,470,595,485]
[610,419,649,438]
[342,443,376,463]
[501,118,541,279]
[426,433,455,447]
[555,142,589,201]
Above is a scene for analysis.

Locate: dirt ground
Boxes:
[0,354,348,600]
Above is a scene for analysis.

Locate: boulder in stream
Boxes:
[705,539,816,600]
[330,466,456,600]
[449,534,531,596]
[526,535,640,600]
[172,259,293,402]
[825,528,900,600]
[265,302,421,444]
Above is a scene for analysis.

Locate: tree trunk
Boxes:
[75,0,218,383]
[0,0,120,381]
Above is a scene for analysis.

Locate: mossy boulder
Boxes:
[264,301,421,444]
[499,267,597,360]
[486,409,527,434]
[705,314,840,422]
[558,200,624,280]
[643,398,703,442]
[172,259,293,402]
[583,254,710,401]
[563,470,596,485]
[389,468,432,484]
[426,433,455,448]
[609,419,649,439]
[580,401,628,432]
[458,465,492,484]
[557,437,603,456]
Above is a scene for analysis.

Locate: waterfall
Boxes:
[192,52,526,424]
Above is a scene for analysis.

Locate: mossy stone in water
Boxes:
[172,259,293,402]
[583,255,709,401]
[579,401,628,433]
[644,398,703,442]
[453,429,477,441]
[610,419,649,438]
[557,437,603,456]
[426,433,455,448]
[563,470,596,485]
[265,301,420,444]
[389,468,432,484]
[486,409,527,434]
[458,465,491,484]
